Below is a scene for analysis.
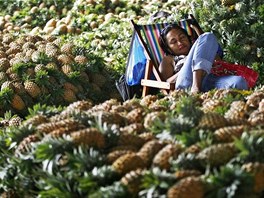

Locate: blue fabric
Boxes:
[175,32,248,91]
[126,34,147,86]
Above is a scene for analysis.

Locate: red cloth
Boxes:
[211,60,259,88]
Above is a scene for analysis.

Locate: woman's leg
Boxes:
[202,74,248,92]
[176,32,219,90]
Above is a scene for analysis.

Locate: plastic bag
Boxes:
[211,60,259,88]
[126,33,147,86]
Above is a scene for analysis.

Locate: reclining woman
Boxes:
[158,16,248,94]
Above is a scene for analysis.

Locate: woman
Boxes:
[158,17,248,94]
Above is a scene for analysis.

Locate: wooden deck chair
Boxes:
[131,19,197,97]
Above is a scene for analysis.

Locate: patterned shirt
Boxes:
[173,55,186,73]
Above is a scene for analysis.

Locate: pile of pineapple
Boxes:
[0,31,115,117]
[1,87,264,197]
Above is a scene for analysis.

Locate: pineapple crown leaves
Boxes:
[34,69,51,87]
[11,62,35,77]
[63,146,107,173]
[26,103,64,119]
[172,95,204,125]
[140,167,177,197]
[205,164,254,198]
[175,128,213,148]
[89,181,129,198]
[33,136,74,162]
[5,124,36,149]
[0,87,15,109]
[170,152,205,173]
[234,131,264,164]
[90,165,120,187]
[35,170,82,198]
[33,51,54,65]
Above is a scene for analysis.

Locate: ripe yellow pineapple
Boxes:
[63,82,79,94]
[224,100,248,124]
[120,123,145,135]
[198,112,229,130]
[112,153,145,175]
[143,111,166,129]
[152,143,183,170]
[61,64,73,75]
[8,116,23,127]
[23,114,49,127]
[11,94,26,110]
[36,118,80,134]
[167,176,205,198]
[174,169,202,180]
[60,42,74,54]
[70,127,105,149]
[57,54,73,65]
[15,134,40,156]
[0,58,10,71]
[24,81,41,98]
[137,140,165,167]
[1,80,14,91]
[248,110,264,126]
[120,169,146,195]
[214,125,245,143]
[63,88,77,103]
[125,107,145,124]
[45,42,59,58]
[74,55,88,64]
[242,162,264,193]
[201,98,223,113]
[107,149,136,164]
[197,143,237,167]
[117,132,145,149]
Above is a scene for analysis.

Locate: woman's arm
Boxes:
[159,55,175,81]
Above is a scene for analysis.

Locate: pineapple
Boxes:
[8,116,23,127]
[70,127,105,149]
[224,100,250,126]
[0,71,9,84]
[61,42,74,54]
[57,54,73,65]
[246,91,264,109]
[242,162,264,193]
[1,80,14,91]
[74,55,88,65]
[152,143,183,170]
[120,123,145,135]
[198,112,229,130]
[24,81,41,98]
[90,73,107,88]
[138,132,155,142]
[167,176,205,198]
[15,134,40,156]
[107,149,136,164]
[143,111,166,129]
[61,64,72,75]
[248,110,264,126]
[125,107,145,124]
[137,140,165,167]
[36,118,80,134]
[201,98,223,113]
[112,153,145,175]
[140,95,159,107]
[117,132,145,149]
[214,125,245,143]
[174,169,202,180]
[11,93,26,111]
[63,88,77,103]
[23,114,49,127]
[221,0,237,6]
[91,111,126,126]
[197,143,237,167]
[0,57,10,71]
[45,42,59,58]
[120,169,146,195]
[63,82,79,94]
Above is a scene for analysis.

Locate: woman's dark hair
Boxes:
[159,24,191,56]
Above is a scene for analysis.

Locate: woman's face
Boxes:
[165,28,191,56]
